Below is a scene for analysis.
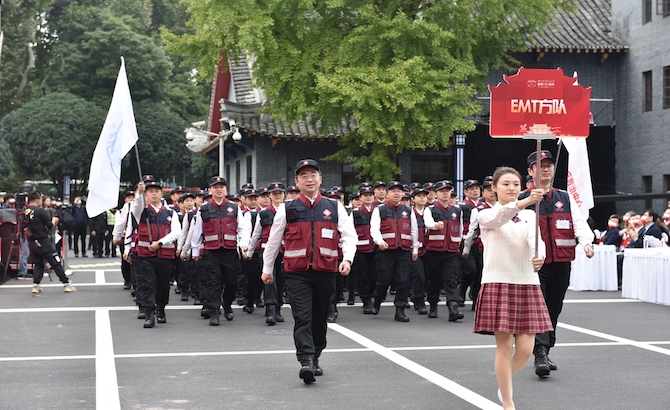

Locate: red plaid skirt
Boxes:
[473,283,553,335]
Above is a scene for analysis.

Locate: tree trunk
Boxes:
[16,42,36,102]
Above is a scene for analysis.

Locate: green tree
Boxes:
[127,99,192,185]
[0,138,17,191]
[166,0,569,181]
[1,92,106,197]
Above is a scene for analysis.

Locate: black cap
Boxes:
[526,175,534,183]
[203,190,212,199]
[331,186,344,194]
[124,190,135,198]
[231,194,240,201]
[326,190,340,199]
[421,182,435,191]
[434,180,454,191]
[482,176,493,189]
[348,192,360,201]
[194,189,205,196]
[142,175,161,190]
[244,188,258,197]
[181,192,195,200]
[208,176,227,187]
[359,182,371,189]
[173,185,186,194]
[527,150,555,167]
[373,181,386,189]
[408,182,421,190]
[241,183,254,190]
[267,182,286,193]
[412,188,428,197]
[463,179,479,190]
[359,186,374,196]
[286,185,300,193]
[294,159,320,175]
[258,187,269,195]
[402,191,412,200]
[386,181,403,191]
[225,194,234,201]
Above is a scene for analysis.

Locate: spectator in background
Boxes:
[71,197,88,257]
[601,214,622,250]
[628,209,663,248]
[104,208,118,257]
[89,210,107,258]
[58,198,73,250]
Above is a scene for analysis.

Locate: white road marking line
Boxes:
[96,309,121,410]
[95,270,106,284]
[329,323,501,410]
[1,282,126,289]
[558,322,670,356]
[65,269,73,276]
[0,355,95,362]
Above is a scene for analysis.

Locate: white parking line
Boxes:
[95,270,106,284]
[557,322,670,356]
[329,323,501,410]
[96,309,121,410]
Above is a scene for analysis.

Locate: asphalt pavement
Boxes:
[1,249,669,410]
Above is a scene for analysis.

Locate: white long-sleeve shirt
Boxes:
[478,201,546,285]
[369,203,419,255]
[112,202,131,242]
[129,195,181,247]
[190,202,251,257]
[261,198,358,276]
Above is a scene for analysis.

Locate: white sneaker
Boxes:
[64,282,77,293]
[32,284,42,294]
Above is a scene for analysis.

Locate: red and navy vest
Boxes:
[413,207,427,256]
[519,188,576,263]
[378,200,412,251]
[137,205,174,259]
[200,199,239,250]
[283,194,340,272]
[425,202,462,253]
[460,198,483,250]
[352,205,374,253]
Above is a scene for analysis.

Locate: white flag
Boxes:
[87,57,139,217]
[560,137,594,220]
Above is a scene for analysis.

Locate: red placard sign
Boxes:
[488,67,591,138]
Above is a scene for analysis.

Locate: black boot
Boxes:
[448,301,464,321]
[394,306,410,322]
[534,346,551,377]
[362,298,373,314]
[137,308,146,320]
[201,306,211,319]
[327,304,337,323]
[314,353,323,376]
[417,301,428,315]
[457,284,467,307]
[156,306,167,324]
[181,293,188,302]
[266,305,277,326]
[371,299,381,315]
[298,354,316,384]
[275,307,284,322]
[143,308,155,328]
[243,302,254,314]
[428,304,438,318]
[347,292,355,305]
[209,309,220,326]
[223,305,234,321]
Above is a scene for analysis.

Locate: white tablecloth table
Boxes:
[621,248,670,305]
[569,244,618,291]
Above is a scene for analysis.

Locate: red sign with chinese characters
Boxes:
[488,67,591,138]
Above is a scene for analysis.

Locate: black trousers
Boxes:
[131,254,140,301]
[535,261,571,352]
[410,255,426,301]
[285,269,336,357]
[353,252,377,300]
[263,252,285,306]
[424,250,460,305]
[29,237,69,284]
[135,256,172,309]
[121,258,132,285]
[196,259,208,302]
[91,231,105,256]
[72,223,87,255]
[178,258,196,293]
[201,248,241,311]
[461,247,483,304]
[374,248,411,307]
[104,225,116,256]
[245,252,264,305]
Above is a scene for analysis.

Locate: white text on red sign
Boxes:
[510,99,567,115]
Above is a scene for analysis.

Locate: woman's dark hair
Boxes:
[492,167,522,186]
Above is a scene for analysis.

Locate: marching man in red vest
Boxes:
[131,176,182,328]
[191,176,252,326]
[261,159,357,384]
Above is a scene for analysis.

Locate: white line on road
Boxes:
[96,309,121,410]
[329,323,502,410]
[95,270,106,284]
[558,322,670,356]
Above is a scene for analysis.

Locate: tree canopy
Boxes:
[167,0,569,180]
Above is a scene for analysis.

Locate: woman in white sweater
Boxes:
[473,167,553,410]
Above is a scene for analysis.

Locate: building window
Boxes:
[644,0,652,23]
[643,175,653,210]
[246,155,253,184]
[643,71,653,112]
[411,155,452,184]
[658,0,670,17]
[664,66,670,109]
[235,160,241,192]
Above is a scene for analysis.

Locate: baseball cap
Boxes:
[143,175,161,190]
[359,186,374,196]
[208,176,227,187]
[434,180,454,191]
[421,182,435,191]
[463,179,479,190]
[386,181,403,191]
[373,181,386,189]
[527,150,555,167]
[294,159,320,175]
[267,182,286,193]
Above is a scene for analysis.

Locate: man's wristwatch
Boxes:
[158,241,163,247]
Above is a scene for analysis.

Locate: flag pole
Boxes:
[134,144,143,180]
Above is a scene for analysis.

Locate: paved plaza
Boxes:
[1,252,669,409]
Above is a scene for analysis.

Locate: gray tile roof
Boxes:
[526,0,628,52]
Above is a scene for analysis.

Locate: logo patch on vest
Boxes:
[167,216,171,222]
[555,201,563,210]
[401,211,408,218]
[323,209,332,220]
[227,207,234,214]
[451,213,457,220]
